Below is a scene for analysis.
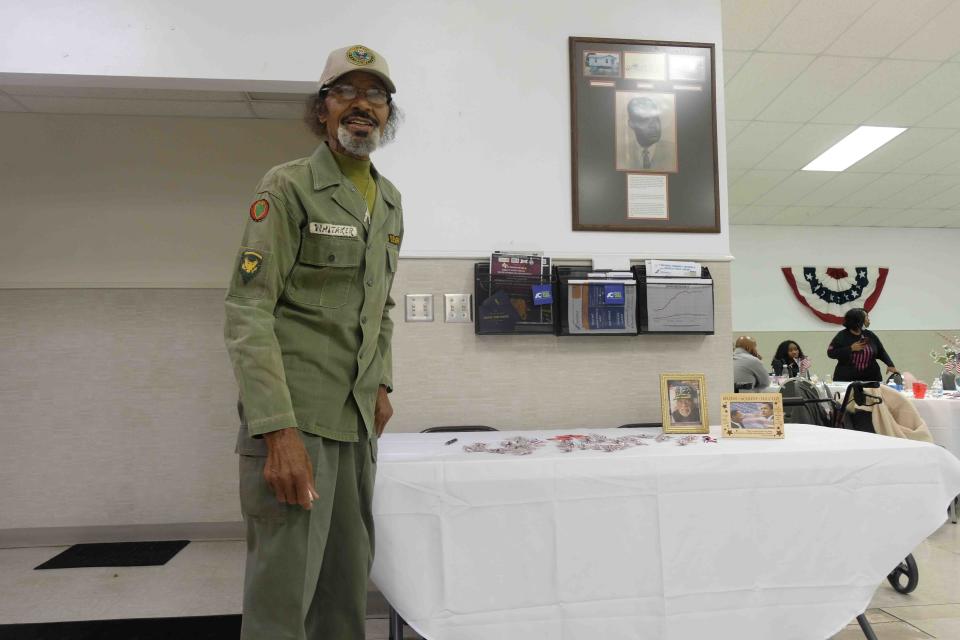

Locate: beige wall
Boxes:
[0,261,732,531]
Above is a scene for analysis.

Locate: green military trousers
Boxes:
[238,428,377,640]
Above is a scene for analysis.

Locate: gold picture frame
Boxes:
[720,393,785,439]
[660,373,708,433]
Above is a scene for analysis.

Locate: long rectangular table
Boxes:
[371,425,960,640]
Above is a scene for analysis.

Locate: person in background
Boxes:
[733,336,771,391]
[828,308,899,382]
[771,340,810,378]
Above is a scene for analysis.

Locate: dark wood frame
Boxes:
[570,36,721,233]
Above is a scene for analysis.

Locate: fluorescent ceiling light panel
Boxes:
[802,126,906,172]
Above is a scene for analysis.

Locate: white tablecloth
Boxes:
[912,396,960,460]
[371,426,960,640]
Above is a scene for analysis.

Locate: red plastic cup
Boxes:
[912,382,927,399]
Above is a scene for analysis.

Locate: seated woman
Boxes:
[828,308,899,382]
[771,340,808,378]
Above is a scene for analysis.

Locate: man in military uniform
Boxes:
[223,44,403,639]
[670,385,701,425]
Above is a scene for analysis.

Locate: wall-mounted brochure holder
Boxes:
[632,264,715,334]
[555,266,638,336]
[474,262,556,335]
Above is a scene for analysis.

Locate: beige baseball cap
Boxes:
[319,44,396,94]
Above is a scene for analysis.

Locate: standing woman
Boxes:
[828,308,899,382]
[771,340,808,378]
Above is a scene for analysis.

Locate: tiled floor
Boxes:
[0,522,957,639]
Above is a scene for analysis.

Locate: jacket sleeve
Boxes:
[223,189,302,436]
[378,217,402,393]
[872,333,895,367]
[751,358,770,389]
[827,332,851,363]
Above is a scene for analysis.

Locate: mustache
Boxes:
[340,108,379,126]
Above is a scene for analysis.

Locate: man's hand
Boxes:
[263,428,319,510]
[375,385,393,437]
[851,338,867,352]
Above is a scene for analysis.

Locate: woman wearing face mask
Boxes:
[828,308,899,382]
[771,340,808,378]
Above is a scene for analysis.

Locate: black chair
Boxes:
[734,382,754,393]
[618,422,662,429]
[387,426,499,640]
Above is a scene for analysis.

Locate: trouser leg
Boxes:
[238,434,341,640]
[304,430,378,639]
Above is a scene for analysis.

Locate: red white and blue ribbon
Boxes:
[781,266,889,325]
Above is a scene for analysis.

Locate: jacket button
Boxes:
[361,315,368,324]
[328,254,336,262]
[366,279,373,286]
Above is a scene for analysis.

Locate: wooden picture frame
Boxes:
[720,394,785,439]
[660,373,709,434]
[570,37,720,233]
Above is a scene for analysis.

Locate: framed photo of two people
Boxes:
[569,37,720,233]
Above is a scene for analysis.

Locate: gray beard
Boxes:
[337,124,381,157]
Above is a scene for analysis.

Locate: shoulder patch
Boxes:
[239,250,264,283]
[388,234,401,246]
[249,199,270,222]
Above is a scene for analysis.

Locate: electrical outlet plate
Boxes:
[444,293,473,323]
[405,294,434,322]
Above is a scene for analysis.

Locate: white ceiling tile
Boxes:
[250,101,303,119]
[896,131,960,173]
[766,205,824,224]
[907,210,960,227]
[826,0,952,57]
[722,51,753,83]
[0,93,26,112]
[846,127,956,173]
[838,207,908,226]
[754,171,835,205]
[811,59,940,124]
[1,85,249,101]
[724,53,815,120]
[14,96,256,118]
[758,0,875,54]
[796,172,884,206]
[916,96,960,128]
[731,204,786,224]
[758,56,878,122]
[726,168,747,185]
[726,121,802,169]
[867,63,960,126]
[721,0,801,50]
[836,172,926,206]
[889,1,960,61]
[800,206,867,225]
[760,123,856,170]
[724,119,750,142]
[916,183,960,209]
[727,170,793,205]
[879,174,960,209]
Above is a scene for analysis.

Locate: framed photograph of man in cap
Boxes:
[569,37,719,233]
[660,373,708,434]
[720,394,785,439]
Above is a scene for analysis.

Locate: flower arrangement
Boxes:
[930,334,960,375]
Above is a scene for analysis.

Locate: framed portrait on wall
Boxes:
[570,37,720,232]
[659,373,709,434]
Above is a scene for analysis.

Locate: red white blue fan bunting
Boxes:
[781,266,889,325]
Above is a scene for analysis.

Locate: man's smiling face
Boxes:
[321,71,391,158]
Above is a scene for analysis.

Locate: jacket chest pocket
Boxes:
[287,235,362,308]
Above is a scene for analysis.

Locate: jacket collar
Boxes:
[309,142,398,205]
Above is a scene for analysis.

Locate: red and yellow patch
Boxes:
[249,199,270,222]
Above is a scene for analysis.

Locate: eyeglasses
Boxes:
[322,84,391,106]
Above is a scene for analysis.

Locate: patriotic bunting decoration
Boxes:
[781,266,889,325]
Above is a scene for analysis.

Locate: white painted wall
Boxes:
[0,0,730,261]
[731,225,960,331]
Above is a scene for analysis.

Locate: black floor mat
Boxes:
[34,541,190,570]
[0,615,241,640]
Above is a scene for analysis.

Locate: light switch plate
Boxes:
[444,293,473,323]
[405,294,434,322]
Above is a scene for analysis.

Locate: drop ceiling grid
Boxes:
[724,0,960,226]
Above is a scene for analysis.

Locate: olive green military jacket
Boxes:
[224,143,402,442]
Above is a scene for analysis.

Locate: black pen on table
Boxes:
[444,437,458,445]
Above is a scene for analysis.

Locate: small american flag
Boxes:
[799,356,812,373]
[946,357,959,376]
